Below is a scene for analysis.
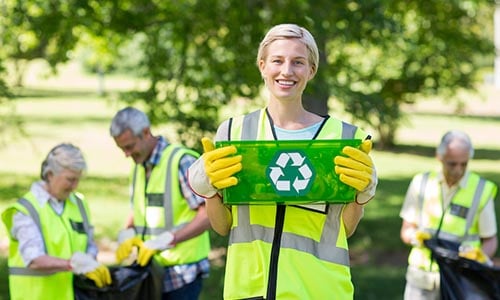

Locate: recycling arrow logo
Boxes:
[266,150,315,196]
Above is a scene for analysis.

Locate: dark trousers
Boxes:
[162,276,203,300]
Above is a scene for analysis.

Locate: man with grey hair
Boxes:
[110,106,211,300]
[399,130,498,299]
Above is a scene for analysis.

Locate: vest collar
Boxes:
[437,170,470,189]
[30,181,76,209]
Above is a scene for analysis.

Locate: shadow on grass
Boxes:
[383,144,499,161]
[413,111,500,123]
[25,115,113,126]
[352,264,406,300]
[0,257,7,300]
[12,87,101,99]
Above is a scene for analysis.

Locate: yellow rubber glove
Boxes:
[70,252,112,288]
[85,265,112,288]
[115,236,143,263]
[134,231,175,266]
[188,137,242,198]
[334,139,374,191]
[136,244,158,267]
[202,137,242,189]
[459,246,493,265]
[411,230,432,247]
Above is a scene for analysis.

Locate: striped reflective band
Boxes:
[420,176,486,243]
[227,109,357,267]
[9,267,56,276]
[230,205,350,266]
[133,146,187,237]
[17,196,91,253]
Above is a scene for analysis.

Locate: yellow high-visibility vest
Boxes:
[223,108,368,300]
[131,144,210,265]
[408,171,497,272]
[2,192,91,300]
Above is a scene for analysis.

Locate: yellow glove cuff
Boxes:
[137,247,158,266]
[116,237,143,263]
[85,265,112,288]
[201,138,242,190]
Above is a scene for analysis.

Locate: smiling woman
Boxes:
[188,23,378,300]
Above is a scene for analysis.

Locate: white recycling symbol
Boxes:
[266,151,315,196]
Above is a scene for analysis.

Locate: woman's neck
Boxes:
[267,102,322,130]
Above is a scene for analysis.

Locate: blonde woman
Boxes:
[189,24,378,299]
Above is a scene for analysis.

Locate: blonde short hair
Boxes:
[256,24,319,78]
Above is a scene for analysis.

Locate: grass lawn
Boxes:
[0,61,499,299]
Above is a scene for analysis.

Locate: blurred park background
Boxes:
[0,1,499,299]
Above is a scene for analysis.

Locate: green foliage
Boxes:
[88,0,494,149]
[0,0,495,148]
[0,60,23,148]
[329,0,494,147]
[0,257,8,300]
[0,0,98,86]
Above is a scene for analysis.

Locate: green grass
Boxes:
[1,78,499,299]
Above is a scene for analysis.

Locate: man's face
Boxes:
[439,141,469,186]
[114,128,149,164]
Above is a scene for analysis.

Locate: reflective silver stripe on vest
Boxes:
[17,197,90,251]
[231,206,349,266]
[135,223,188,236]
[17,198,47,253]
[136,146,188,236]
[74,195,91,252]
[426,229,479,243]
[9,267,56,276]
[12,196,91,276]
[341,121,357,139]
[164,146,182,230]
[131,164,138,205]
[240,109,261,140]
[229,111,356,267]
[464,178,486,235]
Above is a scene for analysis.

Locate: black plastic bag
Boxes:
[74,261,164,300]
[425,238,500,300]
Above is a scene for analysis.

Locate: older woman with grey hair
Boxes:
[2,143,111,299]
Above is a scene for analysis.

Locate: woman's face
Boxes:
[46,168,82,201]
[259,38,314,102]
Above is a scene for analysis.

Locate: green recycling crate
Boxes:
[215,139,362,205]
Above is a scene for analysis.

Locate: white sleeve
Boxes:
[399,175,423,225]
[478,198,497,238]
[12,212,46,266]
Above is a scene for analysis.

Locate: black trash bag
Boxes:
[74,260,164,300]
[425,238,500,300]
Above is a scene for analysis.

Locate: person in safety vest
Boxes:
[400,130,498,300]
[110,107,211,300]
[1,143,112,300]
[188,23,378,300]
